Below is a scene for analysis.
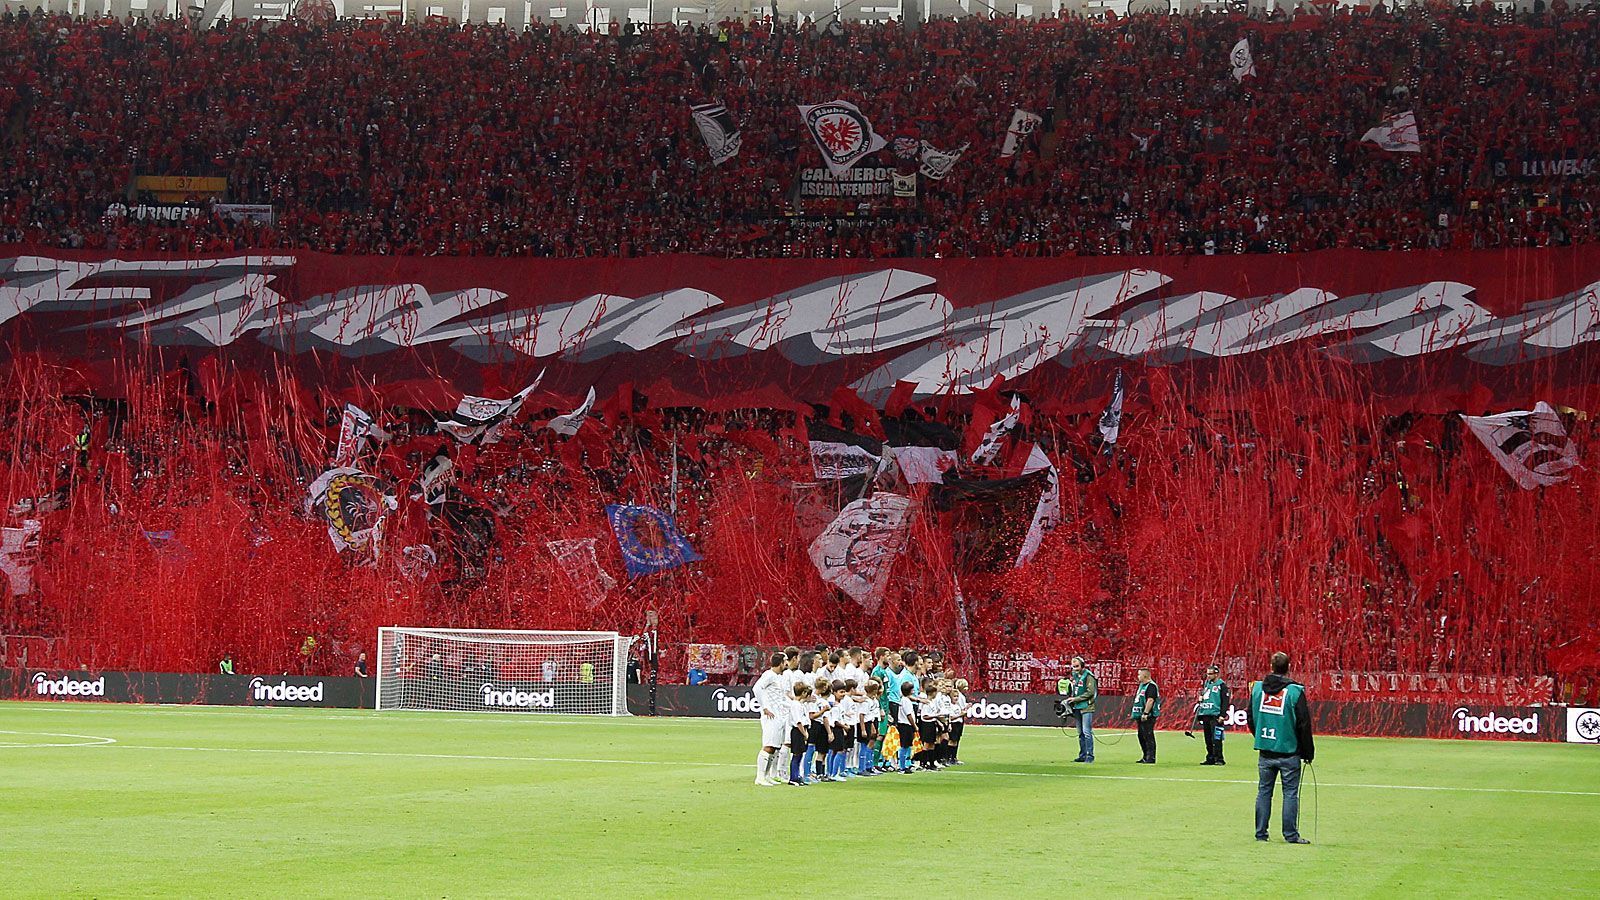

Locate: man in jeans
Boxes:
[1247,652,1315,844]
[1061,656,1098,763]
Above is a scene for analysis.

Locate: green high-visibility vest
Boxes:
[1068,670,1097,712]
[1196,679,1225,717]
[1132,680,1161,720]
[1251,681,1303,754]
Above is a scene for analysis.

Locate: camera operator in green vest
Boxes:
[1248,652,1314,844]
[1061,656,1098,763]
[1131,667,1161,764]
[1194,663,1230,766]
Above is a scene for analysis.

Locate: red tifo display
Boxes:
[0,247,1596,700]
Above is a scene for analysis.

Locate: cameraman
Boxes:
[1061,656,1098,763]
[1248,652,1314,844]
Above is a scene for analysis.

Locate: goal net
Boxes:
[376,628,634,716]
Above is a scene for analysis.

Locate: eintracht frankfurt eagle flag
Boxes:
[690,102,741,166]
[798,101,887,176]
[1230,38,1257,82]
[1462,401,1579,489]
[1362,110,1421,153]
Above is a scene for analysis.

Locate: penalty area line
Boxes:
[71,743,1600,797]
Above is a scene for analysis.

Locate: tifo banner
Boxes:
[2,248,1599,409]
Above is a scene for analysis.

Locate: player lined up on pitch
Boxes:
[751,647,967,786]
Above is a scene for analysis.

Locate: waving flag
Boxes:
[546,537,618,606]
[548,387,596,437]
[1230,38,1257,82]
[606,504,702,578]
[1000,109,1043,159]
[971,396,1022,465]
[808,493,913,614]
[307,467,397,555]
[1098,369,1125,454]
[690,102,741,167]
[332,403,388,466]
[799,101,887,176]
[1016,444,1060,567]
[919,141,967,181]
[1462,401,1579,489]
[435,374,543,445]
[1362,111,1421,153]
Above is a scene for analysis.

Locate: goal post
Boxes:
[375,627,634,716]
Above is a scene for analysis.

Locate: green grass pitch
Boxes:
[1,702,1596,898]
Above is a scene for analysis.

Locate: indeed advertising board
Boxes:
[0,669,372,708]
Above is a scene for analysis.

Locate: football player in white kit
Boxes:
[753,652,792,785]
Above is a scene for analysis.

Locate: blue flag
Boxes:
[605,504,701,578]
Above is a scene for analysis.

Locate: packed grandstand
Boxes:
[0,4,1597,712]
[2,7,1598,256]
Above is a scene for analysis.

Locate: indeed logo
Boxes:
[32,672,105,697]
[967,698,1028,721]
[713,688,762,713]
[481,683,555,709]
[1453,707,1538,735]
[250,677,324,703]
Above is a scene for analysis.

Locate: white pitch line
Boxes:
[69,742,1600,798]
[0,729,118,749]
[0,704,742,728]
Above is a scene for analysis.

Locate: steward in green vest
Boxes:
[1247,652,1315,844]
[1193,664,1230,766]
[1132,668,1161,763]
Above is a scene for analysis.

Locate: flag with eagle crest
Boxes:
[798,101,887,176]
[1461,401,1579,489]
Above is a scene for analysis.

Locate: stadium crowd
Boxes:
[2,5,1599,257]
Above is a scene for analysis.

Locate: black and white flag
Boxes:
[1098,369,1125,455]
[1000,109,1043,159]
[690,102,742,167]
[810,441,881,480]
[332,403,389,467]
[1462,401,1579,489]
[971,396,1022,466]
[1230,38,1257,82]
[1016,444,1060,567]
[808,492,913,615]
[919,141,967,181]
[436,371,543,446]
[798,100,887,176]
[547,387,596,438]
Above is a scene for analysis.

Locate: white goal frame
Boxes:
[375,627,634,716]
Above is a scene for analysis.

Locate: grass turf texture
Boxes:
[1,703,1596,897]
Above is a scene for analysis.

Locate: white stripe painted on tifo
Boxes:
[61,741,1600,798]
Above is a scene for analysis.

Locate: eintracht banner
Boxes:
[690,102,742,167]
[1230,38,1257,82]
[1461,401,1579,489]
[1000,109,1043,159]
[436,375,543,445]
[1362,110,1422,153]
[798,101,887,176]
[809,492,913,614]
